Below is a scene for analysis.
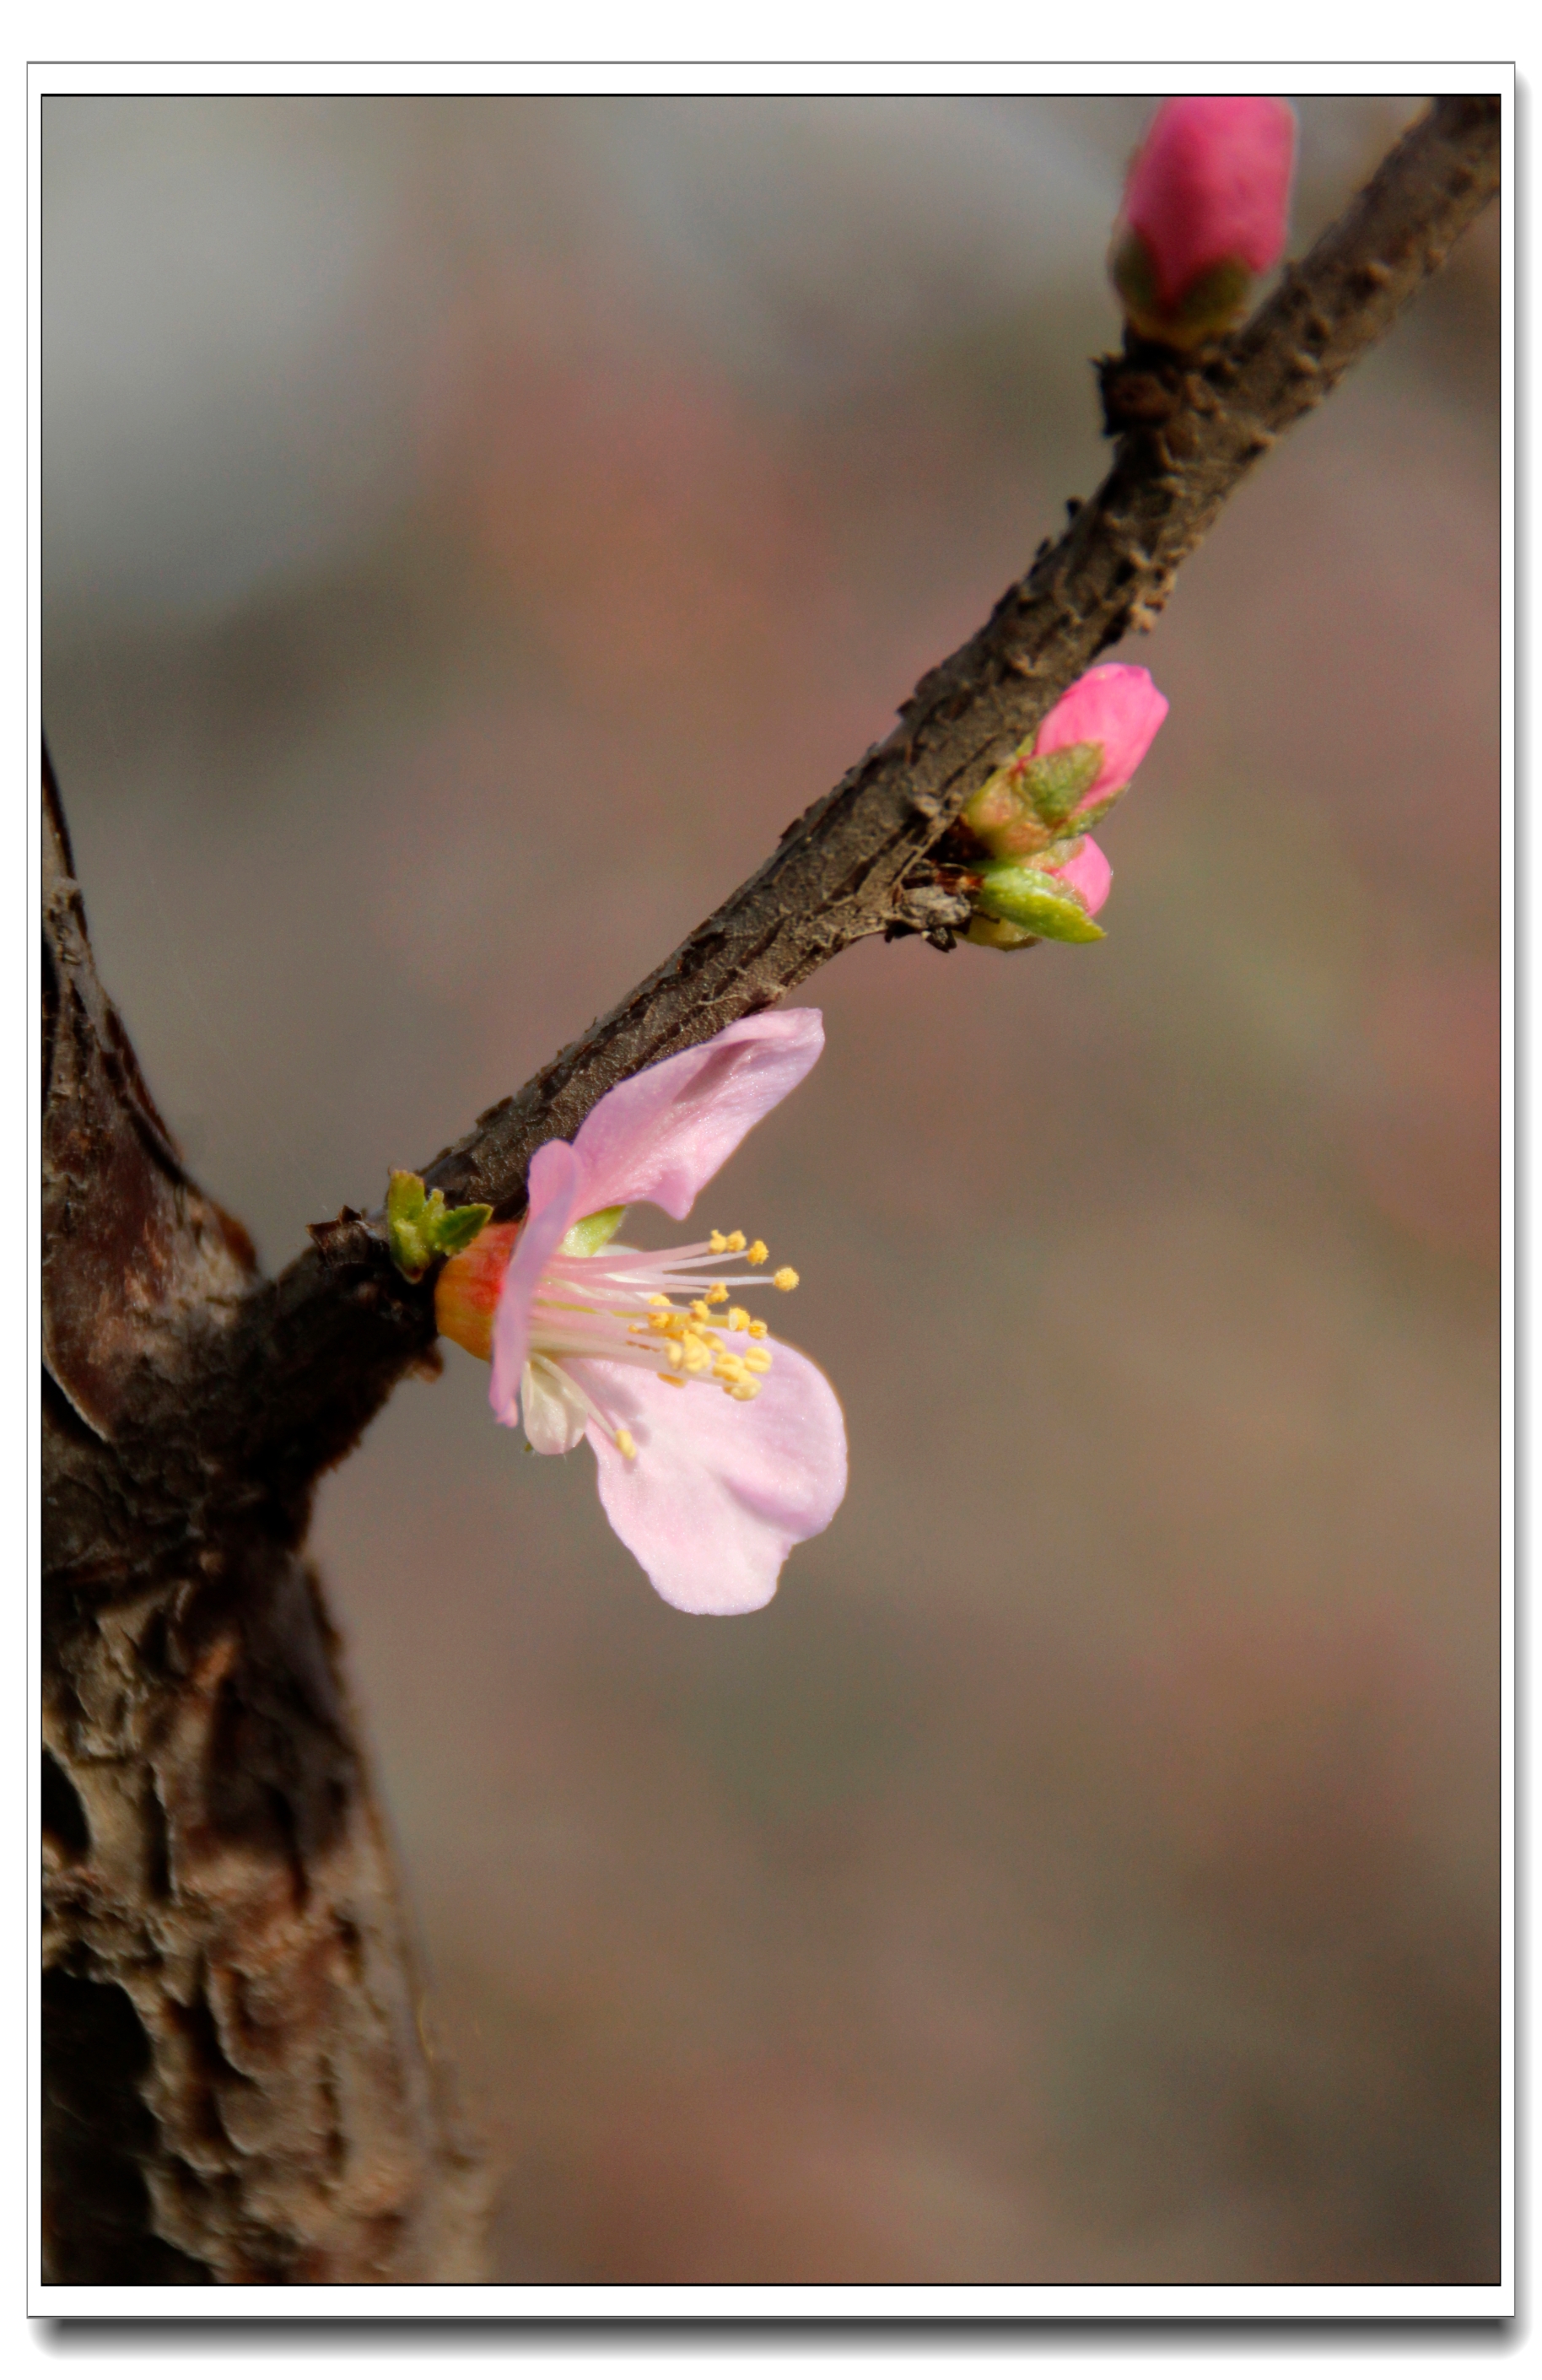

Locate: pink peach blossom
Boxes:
[1035,662,1169,812]
[437,1011,846,1615]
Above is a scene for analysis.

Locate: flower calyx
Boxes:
[969,855,1106,947]
[962,738,1108,860]
[386,1168,493,1283]
[957,747,1113,947]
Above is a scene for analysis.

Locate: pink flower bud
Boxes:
[1034,662,1169,814]
[1112,96,1297,347]
[1045,834,1112,919]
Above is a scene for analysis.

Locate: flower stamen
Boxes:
[439,1213,806,1456]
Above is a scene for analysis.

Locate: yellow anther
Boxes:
[725,1231,747,1254]
[682,1336,711,1373]
[705,1282,728,1304]
[709,1230,729,1255]
[730,1380,760,1400]
[660,1373,684,1389]
[666,1341,684,1368]
[647,1292,671,1306]
[747,1240,768,1266]
[747,1318,768,1338]
[690,1298,711,1323]
[774,1267,799,1292]
[617,1429,638,1460]
[743,1348,772,1373]
[727,1307,751,1333]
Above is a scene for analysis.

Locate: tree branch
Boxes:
[426,95,1500,1208]
[213,92,1502,1502]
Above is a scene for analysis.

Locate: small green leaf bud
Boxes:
[387,1169,493,1281]
[386,1170,430,1279]
[434,1201,495,1258]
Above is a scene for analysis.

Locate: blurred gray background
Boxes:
[42,95,1501,2284]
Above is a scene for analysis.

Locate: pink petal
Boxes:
[1034,664,1168,807]
[574,1342,848,1614]
[1048,835,1112,918]
[1124,95,1297,304]
[569,1010,824,1221]
[489,1139,583,1423]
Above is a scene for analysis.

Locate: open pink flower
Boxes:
[436,1011,846,1616]
[1113,96,1297,344]
[1033,662,1169,815]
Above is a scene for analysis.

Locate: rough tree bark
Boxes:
[41,756,486,2282]
[40,95,1502,2285]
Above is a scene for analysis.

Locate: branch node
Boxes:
[308,1210,372,1268]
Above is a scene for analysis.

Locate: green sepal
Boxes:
[1067,789,1119,833]
[966,912,1039,951]
[559,1205,627,1259]
[1018,742,1104,828]
[963,764,1024,835]
[1166,255,1253,343]
[974,861,1105,945]
[1110,227,1162,330]
[1112,227,1253,349]
[386,1169,493,1281]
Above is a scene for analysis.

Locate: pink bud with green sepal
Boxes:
[1111,96,1297,348]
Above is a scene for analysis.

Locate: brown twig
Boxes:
[208,93,1503,1504]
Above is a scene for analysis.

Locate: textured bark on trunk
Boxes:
[40,758,487,2281]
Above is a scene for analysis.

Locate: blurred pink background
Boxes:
[42,94,1501,2284]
